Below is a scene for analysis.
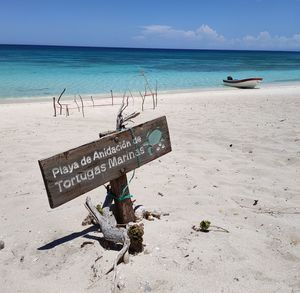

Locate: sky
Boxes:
[1,0,300,51]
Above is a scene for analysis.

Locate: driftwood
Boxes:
[116,94,140,131]
[139,71,157,110]
[111,90,114,105]
[83,195,167,292]
[57,88,66,115]
[52,97,56,117]
[79,95,85,118]
[84,196,130,292]
[84,196,130,255]
[52,88,75,117]
[74,97,80,112]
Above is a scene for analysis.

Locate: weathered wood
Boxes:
[111,100,136,224]
[139,91,145,111]
[84,196,130,291]
[66,105,69,117]
[111,90,114,105]
[90,96,95,107]
[53,97,56,117]
[39,116,171,208]
[155,81,158,107]
[116,96,128,130]
[79,95,85,118]
[110,174,136,224]
[152,93,155,110]
[99,130,116,138]
[57,88,66,115]
[74,97,80,112]
[85,196,127,244]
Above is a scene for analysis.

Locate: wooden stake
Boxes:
[110,174,136,224]
[74,97,80,112]
[111,90,114,105]
[152,93,155,110]
[66,105,69,117]
[57,88,66,116]
[79,95,85,118]
[90,96,95,107]
[53,97,56,117]
[109,98,137,224]
[155,81,158,107]
[139,91,145,111]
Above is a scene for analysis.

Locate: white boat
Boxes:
[223,76,263,89]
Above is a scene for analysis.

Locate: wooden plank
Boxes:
[39,116,171,208]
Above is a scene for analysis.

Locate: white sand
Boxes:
[0,84,300,293]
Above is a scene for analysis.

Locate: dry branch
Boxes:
[57,88,66,115]
[84,196,130,292]
[116,95,140,130]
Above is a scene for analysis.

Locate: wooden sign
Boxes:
[39,116,171,208]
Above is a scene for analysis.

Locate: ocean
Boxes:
[1,45,300,99]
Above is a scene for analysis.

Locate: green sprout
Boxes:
[200,220,211,232]
[192,220,229,233]
[96,204,103,215]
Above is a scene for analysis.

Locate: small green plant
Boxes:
[192,220,229,233]
[96,204,103,215]
[200,220,211,232]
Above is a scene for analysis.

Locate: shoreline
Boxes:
[1,80,300,105]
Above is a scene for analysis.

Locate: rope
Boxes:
[108,190,133,202]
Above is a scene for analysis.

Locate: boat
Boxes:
[223,76,263,89]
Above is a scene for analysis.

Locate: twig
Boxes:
[210,225,229,233]
[139,90,145,111]
[116,94,136,130]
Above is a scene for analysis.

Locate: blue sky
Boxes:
[1,0,300,50]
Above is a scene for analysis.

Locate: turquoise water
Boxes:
[1,45,300,99]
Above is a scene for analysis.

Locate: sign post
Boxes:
[39,116,171,223]
[110,174,135,223]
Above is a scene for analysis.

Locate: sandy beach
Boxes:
[0,84,300,293]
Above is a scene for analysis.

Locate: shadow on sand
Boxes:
[37,225,122,251]
[37,226,98,250]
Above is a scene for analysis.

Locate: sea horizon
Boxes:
[1,44,300,99]
[2,43,300,53]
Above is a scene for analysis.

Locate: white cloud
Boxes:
[139,24,225,43]
[196,25,225,41]
[239,31,300,49]
[134,24,300,50]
